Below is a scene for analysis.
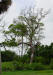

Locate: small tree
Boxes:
[3,23,27,56]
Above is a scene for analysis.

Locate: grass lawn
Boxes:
[2,70,53,75]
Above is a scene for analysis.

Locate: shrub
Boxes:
[30,63,46,70]
[23,64,33,70]
[24,63,48,70]
[13,61,24,70]
[2,62,14,71]
[2,62,50,71]
[12,61,46,70]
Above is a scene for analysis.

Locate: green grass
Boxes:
[2,70,53,75]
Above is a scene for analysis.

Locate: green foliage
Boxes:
[2,38,18,47]
[34,56,44,63]
[20,55,30,63]
[2,62,14,71]
[1,42,53,65]
[50,59,53,69]
[2,62,50,71]
[13,61,24,70]
[31,63,46,70]
[6,23,27,36]
[38,44,53,64]
[23,63,45,70]
[1,50,18,62]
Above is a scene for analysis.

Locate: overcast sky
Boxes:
[1,0,53,45]
[37,0,53,45]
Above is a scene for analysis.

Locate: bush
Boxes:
[30,63,46,70]
[24,63,50,70]
[12,61,46,70]
[23,63,33,70]
[2,61,50,71]
[2,62,14,71]
[13,61,24,70]
[34,56,50,65]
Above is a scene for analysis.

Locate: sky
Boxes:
[0,0,53,45]
[37,0,53,45]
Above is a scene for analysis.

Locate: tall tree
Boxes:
[2,8,48,64]
[0,0,12,74]
[18,8,48,63]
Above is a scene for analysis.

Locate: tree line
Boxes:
[1,43,53,64]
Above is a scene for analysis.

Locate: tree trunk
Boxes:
[0,49,2,75]
[30,38,34,64]
[30,46,34,64]
[21,36,23,56]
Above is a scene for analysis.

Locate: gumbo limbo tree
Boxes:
[0,0,12,74]
[2,8,48,64]
[18,8,48,63]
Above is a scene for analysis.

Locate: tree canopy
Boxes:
[0,0,12,14]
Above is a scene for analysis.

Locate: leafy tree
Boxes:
[39,43,53,64]
[18,8,48,63]
[2,8,48,64]
[1,50,18,62]
[2,23,27,56]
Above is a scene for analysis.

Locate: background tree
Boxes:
[0,0,12,14]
